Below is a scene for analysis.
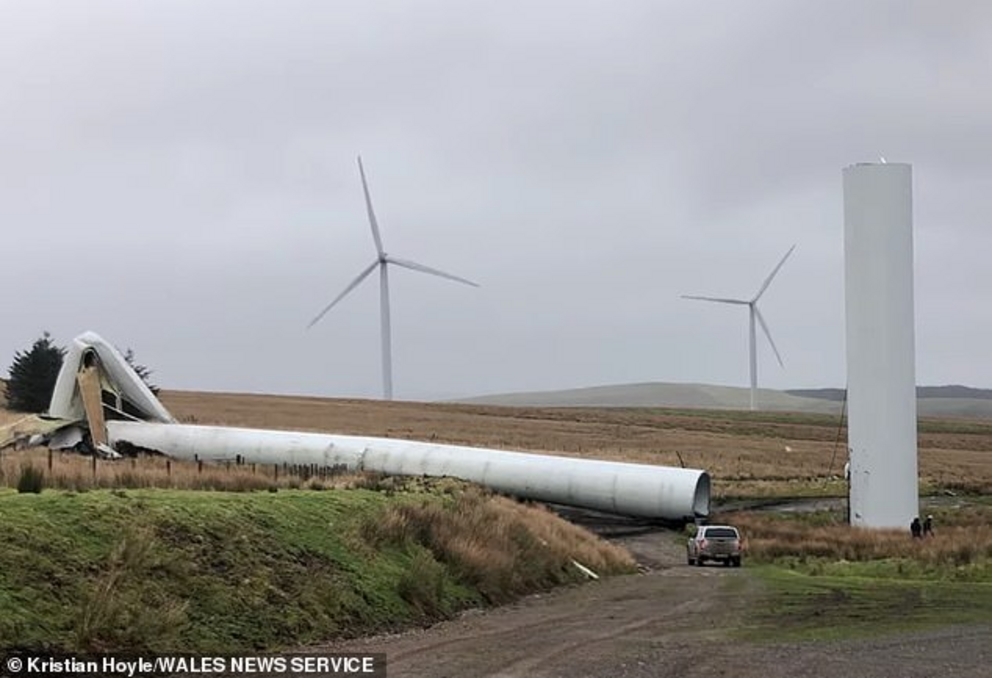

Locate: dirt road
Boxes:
[328,528,991,678]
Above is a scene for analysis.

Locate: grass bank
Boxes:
[742,566,992,641]
[0,484,634,652]
[725,505,992,641]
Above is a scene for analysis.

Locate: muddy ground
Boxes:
[321,522,991,678]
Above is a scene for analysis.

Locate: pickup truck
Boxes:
[687,525,743,567]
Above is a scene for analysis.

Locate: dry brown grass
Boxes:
[0,447,359,493]
[729,508,992,569]
[363,487,636,603]
[158,390,992,495]
[0,410,26,426]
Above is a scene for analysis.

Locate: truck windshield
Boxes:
[703,528,737,538]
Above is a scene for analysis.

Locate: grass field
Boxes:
[3,385,990,495]
[721,503,992,640]
[157,390,992,496]
[0,484,633,652]
[743,566,992,641]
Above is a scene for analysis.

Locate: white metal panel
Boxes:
[843,163,918,529]
[107,421,711,521]
[48,332,174,424]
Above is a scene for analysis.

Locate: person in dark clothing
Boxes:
[923,514,934,537]
[910,516,923,538]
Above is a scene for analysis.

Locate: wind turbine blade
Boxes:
[754,306,784,368]
[386,256,480,287]
[681,295,749,305]
[306,259,380,329]
[753,244,796,302]
[358,156,385,257]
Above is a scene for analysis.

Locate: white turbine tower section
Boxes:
[683,245,795,411]
[308,157,479,400]
[40,332,712,522]
[843,162,918,529]
[49,331,174,424]
[106,421,711,521]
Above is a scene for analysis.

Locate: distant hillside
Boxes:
[458,382,840,413]
[790,385,992,401]
[459,382,992,420]
[785,388,846,402]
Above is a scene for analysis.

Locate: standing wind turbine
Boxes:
[307,157,479,400]
[682,245,795,411]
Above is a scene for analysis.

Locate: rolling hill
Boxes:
[456,382,992,420]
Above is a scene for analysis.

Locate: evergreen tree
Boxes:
[123,348,160,396]
[6,332,65,412]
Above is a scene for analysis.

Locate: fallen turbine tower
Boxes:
[31,331,711,522]
[107,421,710,520]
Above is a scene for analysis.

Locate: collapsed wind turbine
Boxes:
[4,331,712,523]
[307,157,479,400]
[682,245,795,411]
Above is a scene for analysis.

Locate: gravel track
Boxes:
[321,521,991,677]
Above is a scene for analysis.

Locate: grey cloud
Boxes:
[2,0,990,399]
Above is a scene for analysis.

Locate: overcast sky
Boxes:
[2,1,990,400]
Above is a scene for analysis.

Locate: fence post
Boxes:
[91,455,97,478]
[166,460,172,477]
[198,460,203,474]
[48,449,53,472]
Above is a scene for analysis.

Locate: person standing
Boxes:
[910,516,923,539]
[923,514,934,537]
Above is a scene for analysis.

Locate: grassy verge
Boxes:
[742,566,992,641]
[726,504,992,641]
[729,505,992,577]
[0,483,634,652]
